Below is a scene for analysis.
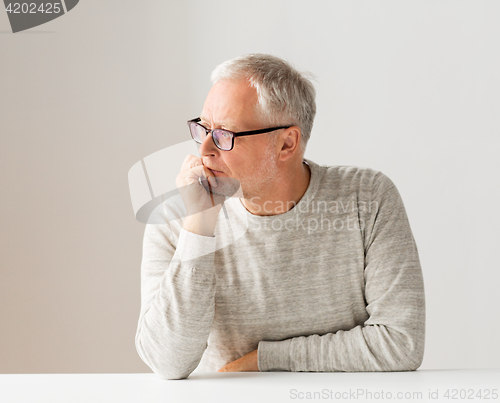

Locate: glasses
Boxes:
[187,117,289,151]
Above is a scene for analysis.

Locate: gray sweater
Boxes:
[135,158,425,379]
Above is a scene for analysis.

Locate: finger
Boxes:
[189,165,218,188]
[189,158,203,169]
[203,166,218,187]
[181,155,203,171]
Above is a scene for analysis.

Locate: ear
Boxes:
[278,126,302,162]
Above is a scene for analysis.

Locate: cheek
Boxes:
[227,142,268,177]
[226,148,252,171]
[223,156,243,177]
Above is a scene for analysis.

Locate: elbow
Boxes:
[394,351,423,372]
[135,331,199,380]
[379,324,425,372]
[404,346,424,371]
[403,328,425,371]
[153,367,192,381]
[137,345,195,380]
[389,335,425,372]
[384,349,423,372]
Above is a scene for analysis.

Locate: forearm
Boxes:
[259,236,425,373]
[258,320,425,372]
[135,227,217,379]
[183,208,220,237]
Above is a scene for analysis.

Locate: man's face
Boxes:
[198,79,280,199]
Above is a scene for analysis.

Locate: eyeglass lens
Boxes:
[189,122,233,150]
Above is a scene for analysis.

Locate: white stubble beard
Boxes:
[210,136,281,201]
[239,136,280,200]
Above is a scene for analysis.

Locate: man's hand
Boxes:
[217,349,259,372]
[176,155,224,237]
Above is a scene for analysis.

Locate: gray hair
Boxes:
[210,54,317,148]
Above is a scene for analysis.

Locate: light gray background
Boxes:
[0,1,498,373]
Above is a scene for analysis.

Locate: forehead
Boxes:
[200,79,259,130]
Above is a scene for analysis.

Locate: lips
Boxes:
[210,170,226,177]
[207,167,224,174]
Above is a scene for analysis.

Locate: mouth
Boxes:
[207,167,226,175]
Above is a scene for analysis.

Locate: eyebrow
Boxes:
[199,116,238,131]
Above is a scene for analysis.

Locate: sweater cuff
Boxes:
[257,339,292,371]
[172,228,217,263]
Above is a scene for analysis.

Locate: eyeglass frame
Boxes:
[187,117,290,151]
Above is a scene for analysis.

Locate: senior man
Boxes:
[135,54,425,379]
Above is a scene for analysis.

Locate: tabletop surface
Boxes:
[1,369,498,403]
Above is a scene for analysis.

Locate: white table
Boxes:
[1,370,498,403]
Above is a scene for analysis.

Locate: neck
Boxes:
[241,159,311,216]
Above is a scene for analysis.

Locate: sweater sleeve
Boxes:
[134,209,218,380]
[257,172,426,372]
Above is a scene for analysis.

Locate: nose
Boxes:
[198,132,219,156]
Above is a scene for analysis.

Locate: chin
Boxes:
[212,177,242,198]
